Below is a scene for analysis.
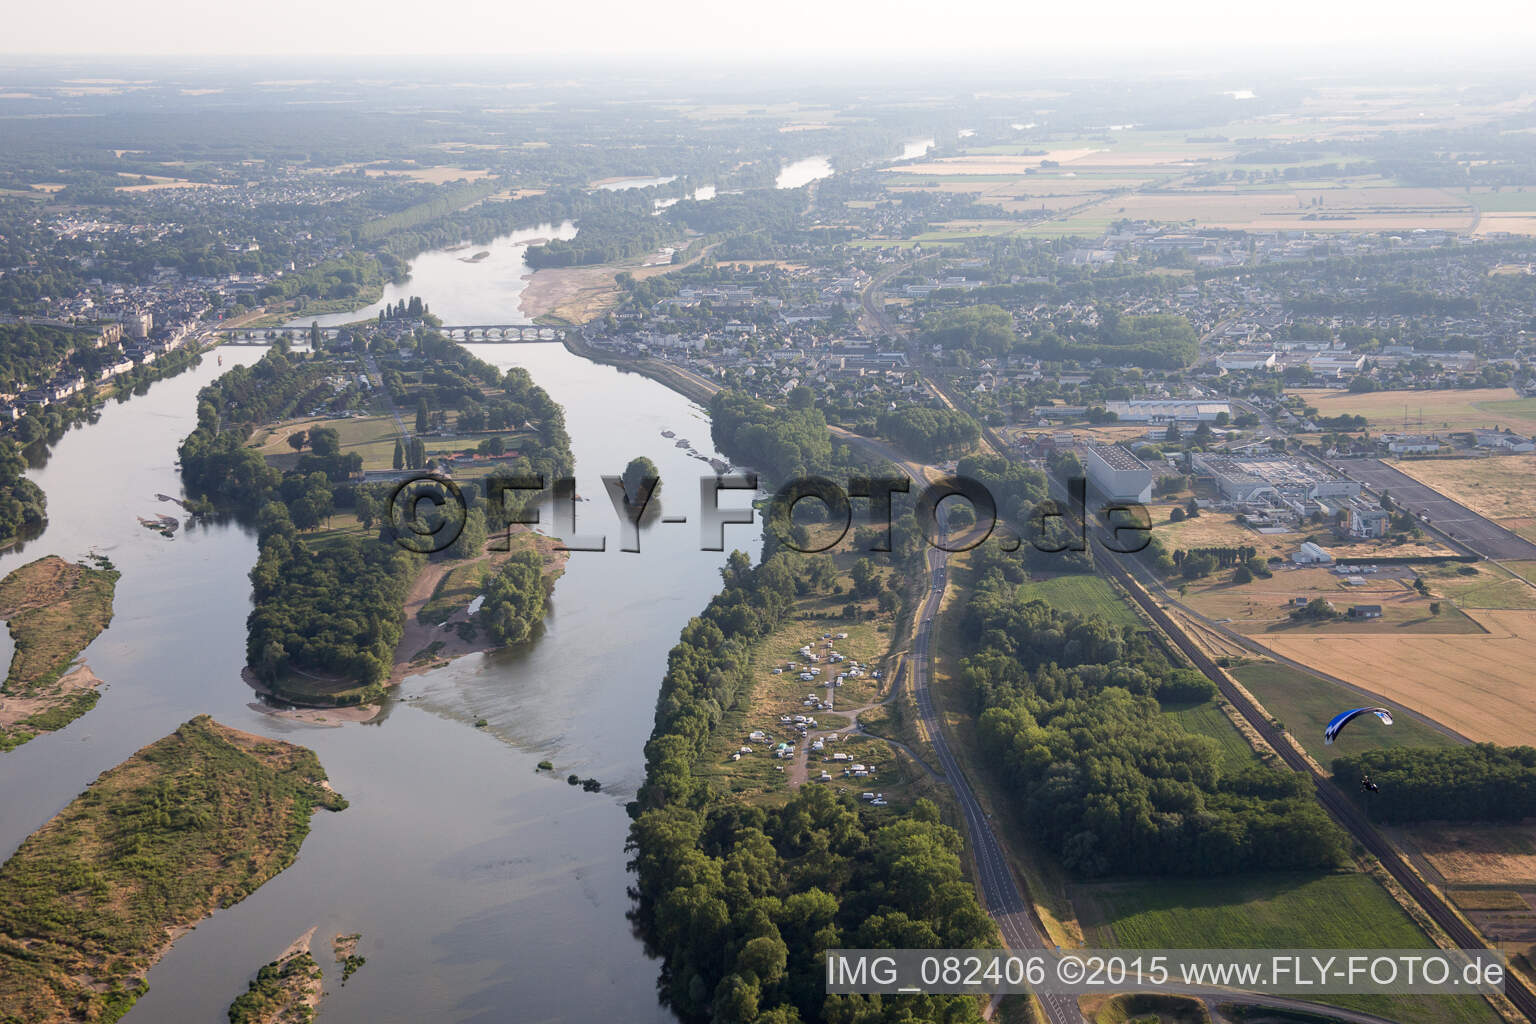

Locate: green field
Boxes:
[1079,872,1499,1024]
[1161,700,1259,770]
[1467,189,1536,212]
[1233,661,1461,763]
[1082,872,1424,948]
[1018,574,1142,628]
[1422,560,1536,610]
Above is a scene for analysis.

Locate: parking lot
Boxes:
[1329,458,1536,561]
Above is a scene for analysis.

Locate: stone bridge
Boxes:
[210,324,561,345]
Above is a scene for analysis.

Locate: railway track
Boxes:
[941,377,1532,1020]
[1095,547,1536,1023]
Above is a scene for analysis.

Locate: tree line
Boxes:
[1333,745,1536,822]
[874,406,980,461]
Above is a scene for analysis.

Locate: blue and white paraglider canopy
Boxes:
[1324,707,1395,745]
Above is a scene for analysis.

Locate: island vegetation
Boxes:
[179,328,573,704]
[226,943,322,1024]
[0,716,346,1023]
[0,553,119,751]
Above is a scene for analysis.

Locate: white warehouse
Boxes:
[1105,399,1231,423]
[1081,442,1156,503]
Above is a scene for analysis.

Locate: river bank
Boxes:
[560,330,720,407]
[0,554,119,750]
[392,529,568,684]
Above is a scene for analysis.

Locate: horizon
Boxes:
[2,0,1534,62]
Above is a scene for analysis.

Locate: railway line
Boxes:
[1093,544,1536,1023]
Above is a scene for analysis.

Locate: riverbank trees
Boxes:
[629,548,994,1024]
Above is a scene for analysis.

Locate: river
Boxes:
[776,154,834,189]
[0,232,758,1023]
[291,221,578,329]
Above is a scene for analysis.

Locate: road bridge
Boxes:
[209,324,562,345]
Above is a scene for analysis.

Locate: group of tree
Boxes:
[1171,545,1260,580]
[248,501,417,691]
[874,406,981,461]
[479,548,552,647]
[709,391,837,482]
[0,438,45,545]
[1015,314,1198,370]
[379,296,430,321]
[630,548,995,1024]
[960,544,1349,877]
[1333,745,1536,822]
[918,304,1016,355]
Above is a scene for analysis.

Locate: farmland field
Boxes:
[1079,872,1427,949]
[1072,186,1475,232]
[1076,872,1500,1024]
[1160,699,1259,770]
[1256,607,1536,746]
[1292,387,1536,435]
[1403,823,1536,887]
[1017,574,1141,628]
[1422,560,1536,610]
[1181,565,1480,636]
[1232,661,1461,762]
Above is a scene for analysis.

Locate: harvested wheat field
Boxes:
[1294,386,1536,435]
[1258,608,1536,745]
[1408,823,1536,887]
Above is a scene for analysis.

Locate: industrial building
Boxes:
[1081,442,1156,503]
[1104,399,1231,423]
[1191,451,1361,506]
[1293,541,1335,564]
[1348,503,1390,539]
[1216,351,1277,371]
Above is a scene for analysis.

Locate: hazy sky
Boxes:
[3,0,1532,58]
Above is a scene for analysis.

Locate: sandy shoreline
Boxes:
[0,662,102,731]
[390,530,568,683]
[244,530,568,722]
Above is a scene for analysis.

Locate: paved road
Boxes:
[362,348,410,442]
[910,532,1085,1024]
[1328,457,1536,561]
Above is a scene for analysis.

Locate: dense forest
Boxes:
[1333,745,1536,822]
[962,545,1349,877]
[874,406,981,460]
[630,549,996,1024]
[709,391,838,482]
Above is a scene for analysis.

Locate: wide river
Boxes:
[0,233,758,1022]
